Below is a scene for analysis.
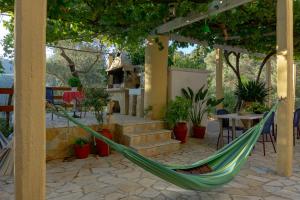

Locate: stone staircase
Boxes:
[116,121,181,156]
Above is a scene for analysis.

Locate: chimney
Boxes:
[108,54,113,68]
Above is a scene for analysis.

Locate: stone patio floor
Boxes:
[2,120,300,200]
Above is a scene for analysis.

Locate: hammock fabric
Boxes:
[55,104,277,191]
[0,132,14,176]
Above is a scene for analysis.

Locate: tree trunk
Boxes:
[256,50,276,83]
[59,48,79,78]
[224,50,242,111]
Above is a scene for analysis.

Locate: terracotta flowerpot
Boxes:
[74,143,90,159]
[173,122,188,143]
[96,129,113,157]
[193,125,206,139]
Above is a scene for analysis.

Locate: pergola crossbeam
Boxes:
[155,0,254,34]
[169,34,266,57]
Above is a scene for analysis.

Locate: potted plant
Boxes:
[165,96,190,143]
[68,77,82,91]
[82,88,112,156]
[245,102,269,114]
[182,86,223,139]
[73,138,90,159]
[235,81,270,114]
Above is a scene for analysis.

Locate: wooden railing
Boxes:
[0,86,73,113]
[50,86,71,100]
[0,88,14,126]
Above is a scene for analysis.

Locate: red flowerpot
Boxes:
[96,129,113,157]
[173,122,188,143]
[74,143,90,159]
[193,125,206,139]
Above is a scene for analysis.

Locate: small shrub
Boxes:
[74,138,89,147]
[68,77,82,87]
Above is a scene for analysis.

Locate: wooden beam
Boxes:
[216,48,224,109]
[276,0,294,177]
[169,34,266,57]
[14,0,47,199]
[154,0,254,34]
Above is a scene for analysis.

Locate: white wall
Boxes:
[168,68,210,132]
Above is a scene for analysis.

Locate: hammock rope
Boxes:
[53,103,278,190]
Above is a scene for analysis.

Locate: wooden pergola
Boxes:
[14,0,294,199]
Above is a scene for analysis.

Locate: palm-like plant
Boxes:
[235,81,269,103]
[182,86,223,127]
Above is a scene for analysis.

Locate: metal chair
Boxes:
[293,108,300,146]
[258,112,276,156]
[46,87,65,120]
[216,109,244,148]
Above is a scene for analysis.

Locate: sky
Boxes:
[0,15,9,58]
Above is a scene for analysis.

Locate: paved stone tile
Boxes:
[3,120,300,200]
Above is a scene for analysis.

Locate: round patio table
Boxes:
[215,113,264,149]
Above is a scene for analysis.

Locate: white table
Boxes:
[216,113,263,148]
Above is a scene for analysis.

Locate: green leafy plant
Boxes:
[74,138,89,147]
[68,77,82,87]
[182,86,223,127]
[82,88,110,128]
[245,102,269,114]
[235,81,270,103]
[164,96,190,129]
[0,118,13,138]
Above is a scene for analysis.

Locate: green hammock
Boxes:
[54,103,277,191]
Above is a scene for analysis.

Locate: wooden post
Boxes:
[276,0,294,176]
[266,60,272,107]
[14,0,47,199]
[144,35,168,119]
[216,48,224,109]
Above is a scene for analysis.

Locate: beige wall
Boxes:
[46,124,116,161]
[168,68,210,128]
[168,68,210,100]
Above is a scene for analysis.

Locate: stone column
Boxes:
[276,0,295,176]
[144,35,168,119]
[14,0,47,199]
[216,48,224,109]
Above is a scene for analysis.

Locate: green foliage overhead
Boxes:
[234,80,270,103]
[0,0,210,53]
[1,0,300,57]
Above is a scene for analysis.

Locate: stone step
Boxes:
[132,139,181,156]
[122,129,172,146]
[120,121,165,134]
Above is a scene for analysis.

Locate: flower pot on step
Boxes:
[96,129,113,157]
[173,122,188,143]
[74,143,90,159]
[193,125,206,138]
